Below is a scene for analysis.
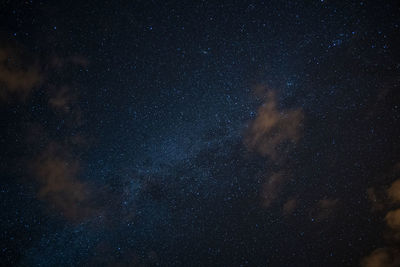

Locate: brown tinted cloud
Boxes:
[32,143,94,220]
[0,42,88,107]
[384,179,400,231]
[363,174,400,266]
[361,248,400,267]
[388,180,400,204]
[245,87,304,210]
[367,187,386,212]
[1,40,94,221]
[245,90,303,160]
[282,197,297,215]
[0,46,42,100]
[385,209,400,231]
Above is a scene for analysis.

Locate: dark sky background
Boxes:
[0,1,399,266]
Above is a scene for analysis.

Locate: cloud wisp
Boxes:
[245,88,304,210]
[32,143,94,220]
[1,40,94,221]
[245,90,303,160]
[0,46,42,101]
[363,174,400,266]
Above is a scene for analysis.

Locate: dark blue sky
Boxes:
[1,1,399,266]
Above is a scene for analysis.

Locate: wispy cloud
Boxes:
[0,46,42,100]
[385,209,400,230]
[32,143,94,220]
[367,187,386,211]
[0,40,95,221]
[245,90,303,160]
[363,170,400,266]
[282,197,297,215]
[388,180,400,204]
[49,85,75,112]
[245,88,304,210]
[361,248,400,267]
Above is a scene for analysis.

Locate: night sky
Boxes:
[1,1,400,266]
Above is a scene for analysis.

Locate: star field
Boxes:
[1,1,400,266]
